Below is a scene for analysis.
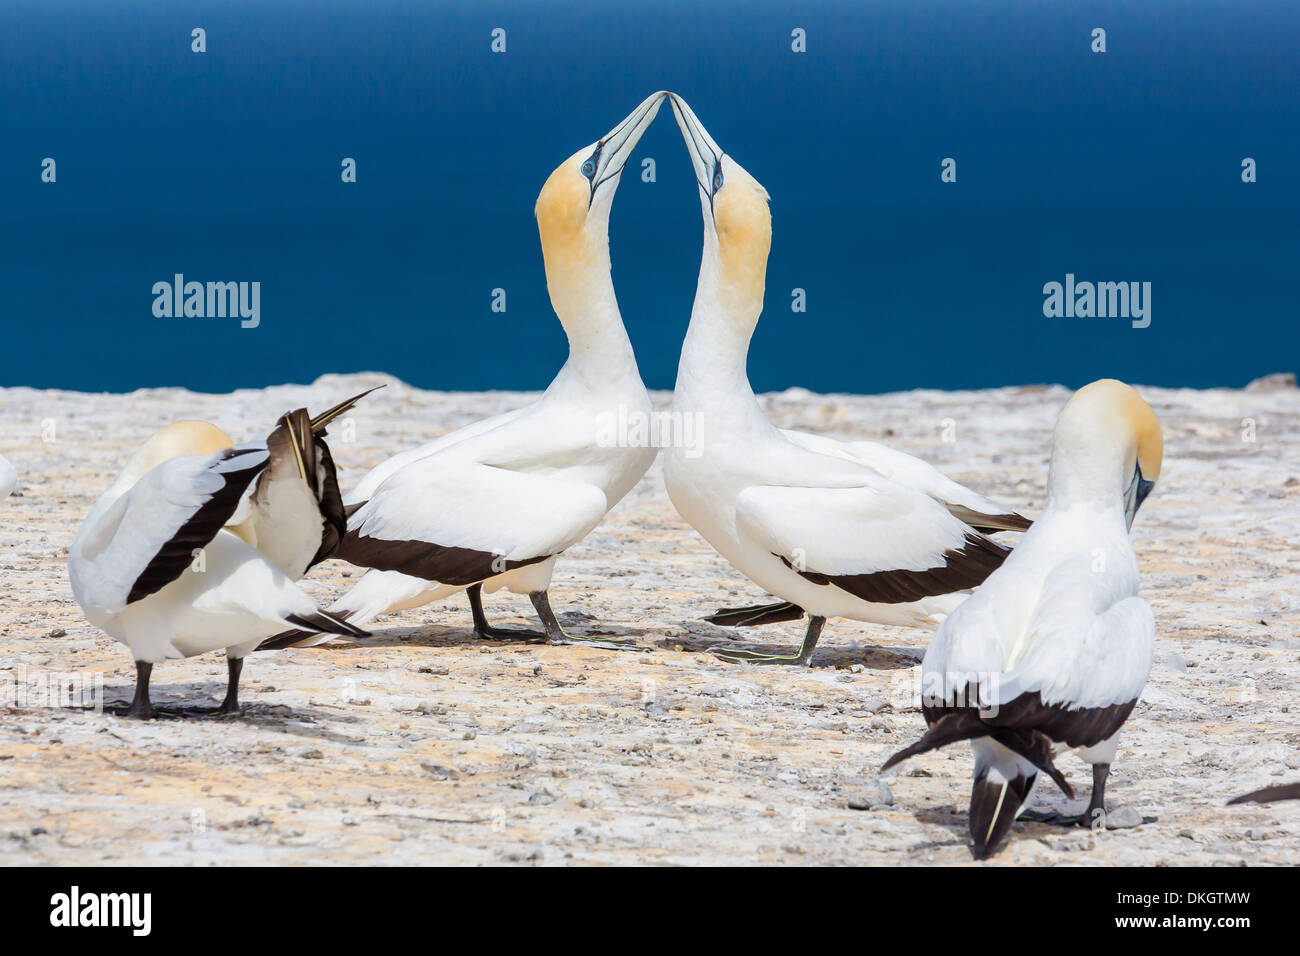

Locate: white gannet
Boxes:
[662,93,1030,666]
[0,453,15,499]
[262,93,667,652]
[882,379,1162,859]
[69,390,376,717]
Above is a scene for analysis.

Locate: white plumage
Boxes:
[884,378,1164,858]
[662,94,1030,664]
[0,453,16,499]
[69,393,373,717]
[285,94,669,650]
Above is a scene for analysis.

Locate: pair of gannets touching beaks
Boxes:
[63,94,1196,851]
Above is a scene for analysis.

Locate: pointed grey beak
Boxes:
[1124,463,1156,530]
[669,93,725,212]
[587,91,667,198]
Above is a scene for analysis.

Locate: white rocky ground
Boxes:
[0,373,1296,865]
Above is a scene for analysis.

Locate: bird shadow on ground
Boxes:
[305,618,653,651]
[80,694,368,742]
[909,805,977,854]
[668,626,922,670]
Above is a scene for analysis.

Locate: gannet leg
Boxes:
[217,657,243,716]
[125,661,156,719]
[712,615,826,666]
[467,583,545,642]
[1019,764,1139,829]
[1082,762,1110,829]
[528,590,647,652]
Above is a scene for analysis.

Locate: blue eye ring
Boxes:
[581,159,596,179]
[713,169,724,190]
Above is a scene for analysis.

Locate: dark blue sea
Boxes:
[2,0,1296,394]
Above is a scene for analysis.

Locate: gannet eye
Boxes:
[581,158,597,179]
[713,169,724,191]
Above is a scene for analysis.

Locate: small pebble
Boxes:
[1105,806,1144,829]
[848,780,894,810]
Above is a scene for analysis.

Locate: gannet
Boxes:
[662,93,1030,666]
[0,453,15,499]
[69,390,376,717]
[262,93,667,652]
[881,379,1162,859]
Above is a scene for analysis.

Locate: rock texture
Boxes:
[1,374,1297,865]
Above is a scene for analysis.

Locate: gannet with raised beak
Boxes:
[662,93,1030,666]
[69,390,375,717]
[263,93,666,652]
[882,379,1162,859]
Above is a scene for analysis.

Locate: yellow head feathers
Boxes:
[534,147,601,278]
[712,159,772,310]
[1067,379,1162,482]
[126,420,234,481]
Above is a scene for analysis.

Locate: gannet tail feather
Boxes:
[881,711,988,772]
[310,385,386,435]
[260,610,368,650]
[1228,783,1300,805]
[884,715,1074,799]
[309,439,347,568]
[948,506,1033,534]
[704,601,805,627]
[970,765,1037,861]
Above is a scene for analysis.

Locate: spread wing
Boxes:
[71,445,270,614]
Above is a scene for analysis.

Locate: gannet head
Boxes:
[534,91,666,283]
[1048,379,1163,528]
[669,93,771,321]
[121,420,234,486]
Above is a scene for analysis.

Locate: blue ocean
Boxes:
[2,0,1296,394]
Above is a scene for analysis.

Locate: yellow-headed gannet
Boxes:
[68,390,376,717]
[662,93,1030,666]
[262,93,667,652]
[882,379,1163,859]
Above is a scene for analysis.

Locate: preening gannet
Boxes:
[662,93,1030,666]
[68,390,376,717]
[882,379,1163,859]
[0,453,15,499]
[262,93,667,652]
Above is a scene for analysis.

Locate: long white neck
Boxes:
[1043,417,1130,519]
[543,226,644,402]
[674,240,764,422]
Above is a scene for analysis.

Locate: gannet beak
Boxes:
[588,91,667,199]
[668,93,725,214]
[1123,463,1156,530]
